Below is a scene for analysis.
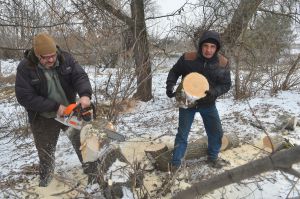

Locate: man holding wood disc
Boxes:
[166,30,231,169]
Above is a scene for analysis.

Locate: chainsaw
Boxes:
[55,103,96,130]
[55,103,125,142]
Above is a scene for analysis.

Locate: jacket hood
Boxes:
[198,30,221,54]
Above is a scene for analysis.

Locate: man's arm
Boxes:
[166,56,184,97]
[15,64,60,112]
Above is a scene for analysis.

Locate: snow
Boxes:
[1,58,300,198]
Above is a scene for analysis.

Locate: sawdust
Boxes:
[26,169,88,199]
[221,139,268,167]
[120,138,153,162]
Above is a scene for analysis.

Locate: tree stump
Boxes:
[144,143,168,163]
[155,150,173,172]
[79,123,135,198]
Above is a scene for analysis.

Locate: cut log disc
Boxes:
[221,134,239,151]
[183,72,209,99]
[263,135,284,151]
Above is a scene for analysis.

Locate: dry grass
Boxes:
[0,74,16,84]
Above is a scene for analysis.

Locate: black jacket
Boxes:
[166,30,231,107]
[15,47,92,123]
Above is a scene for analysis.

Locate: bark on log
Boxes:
[155,150,173,172]
[221,133,240,151]
[173,145,300,199]
[284,116,298,131]
[147,134,239,172]
[185,137,208,159]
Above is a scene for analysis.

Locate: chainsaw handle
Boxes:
[63,103,78,115]
[80,102,97,121]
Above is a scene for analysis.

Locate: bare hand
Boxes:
[79,96,91,108]
[57,105,66,116]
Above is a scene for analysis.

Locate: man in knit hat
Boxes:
[166,30,231,170]
[15,33,92,187]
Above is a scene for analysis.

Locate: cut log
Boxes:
[175,72,209,108]
[183,72,209,99]
[285,116,298,131]
[185,137,208,160]
[274,115,298,131]
[221,133,240,151]
[146,134,239,172]
[262,135,284,152]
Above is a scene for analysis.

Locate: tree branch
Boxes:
[145,2,188,20]
[92,0,134,27]
[173,146,300,199]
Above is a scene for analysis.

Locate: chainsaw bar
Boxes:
[105,129,125,142]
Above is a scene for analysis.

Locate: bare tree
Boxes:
[84,0,152,102]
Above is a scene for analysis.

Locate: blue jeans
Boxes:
[172,105,223,167]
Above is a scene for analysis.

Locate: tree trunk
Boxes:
[91,0,152,102]
[173,146,300,199]
[222,0,263,49]
[130,0,152,101]
[281,53,300,90]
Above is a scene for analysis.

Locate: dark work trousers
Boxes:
[30,115,83,181]
[172,105,223,167]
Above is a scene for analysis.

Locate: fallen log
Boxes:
[173,145,300,199]
[146,134,239,172]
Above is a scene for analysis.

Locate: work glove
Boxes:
[196,89,217,104]
[204,89,217,100]
[166,85,175,98]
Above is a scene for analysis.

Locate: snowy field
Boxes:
[0,58,300,198]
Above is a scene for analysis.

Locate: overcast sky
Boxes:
[156,0,187,14]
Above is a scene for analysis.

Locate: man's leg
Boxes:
[172,108,196,167]
[199,105,223,161]
[31,116,60,186]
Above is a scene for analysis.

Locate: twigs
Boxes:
[247,101,275,152]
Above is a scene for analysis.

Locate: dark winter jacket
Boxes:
[166,30,231,108]
[15,47,92,123]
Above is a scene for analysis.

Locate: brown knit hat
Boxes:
[33,33,57,56]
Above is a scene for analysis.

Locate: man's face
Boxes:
[201,43,217,59]
[38,52,57,69]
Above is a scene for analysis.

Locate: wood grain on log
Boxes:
[262,135,284,152]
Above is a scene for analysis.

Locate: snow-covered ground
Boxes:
[0,58,300,198]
